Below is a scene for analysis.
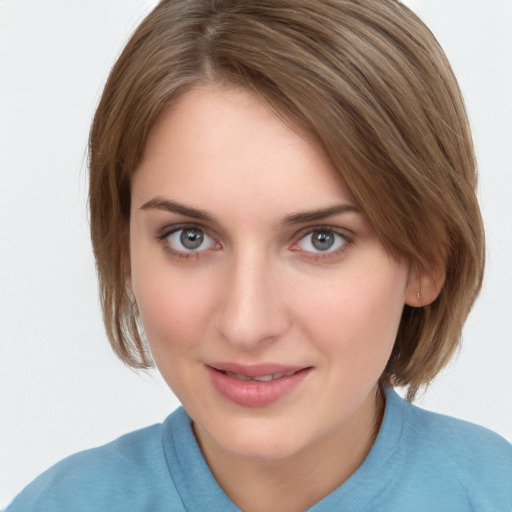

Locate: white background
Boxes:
[1,0,511,507]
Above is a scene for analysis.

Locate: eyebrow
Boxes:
[281,204,360,225]
[140,197,360,225]
[140,197,217,222]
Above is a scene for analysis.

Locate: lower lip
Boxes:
[206,366,312,408]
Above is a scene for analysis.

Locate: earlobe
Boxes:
[405,265,446,307]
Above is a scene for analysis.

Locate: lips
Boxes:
[206,362,312,407]
[223,368,301,382]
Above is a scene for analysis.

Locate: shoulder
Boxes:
[405,396,512,471]
[395,390,512,509]
[6,411,187,512]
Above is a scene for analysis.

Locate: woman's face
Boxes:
[129,85,414,462]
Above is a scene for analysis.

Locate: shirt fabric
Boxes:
[7,387,512,511]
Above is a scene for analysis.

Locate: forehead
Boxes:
[131,85,356,218]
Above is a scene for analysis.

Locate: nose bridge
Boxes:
[214,245,288,349]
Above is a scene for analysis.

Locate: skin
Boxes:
[129,84,428,511]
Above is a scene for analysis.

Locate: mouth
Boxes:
[219,368,304,382]
[205,362,313,407]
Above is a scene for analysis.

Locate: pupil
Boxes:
[312,231,334,251]
[180,229,203,250]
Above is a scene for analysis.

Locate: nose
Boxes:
[214,249,291,351]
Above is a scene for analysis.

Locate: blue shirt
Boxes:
[7,388,512,511]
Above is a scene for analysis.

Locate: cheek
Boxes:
[294,264,407,364]
[131,255,217,357]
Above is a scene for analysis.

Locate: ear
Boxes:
[405,263,446,307]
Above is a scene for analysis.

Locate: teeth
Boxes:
[253,375,274,382]
[226,372,252,381]
[226,369,299,382]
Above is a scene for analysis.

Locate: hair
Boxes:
[89,0,485,400]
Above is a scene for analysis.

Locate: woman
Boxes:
[6,1,511,511]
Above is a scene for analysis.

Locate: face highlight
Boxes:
[129,85,413,465]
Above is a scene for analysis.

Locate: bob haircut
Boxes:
[89,0,484,399]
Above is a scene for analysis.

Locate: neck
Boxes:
[194,386,384,512]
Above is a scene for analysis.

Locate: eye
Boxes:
[296,229,348,254]
[163,226,217,253]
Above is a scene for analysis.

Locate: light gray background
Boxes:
[1,0,511,507]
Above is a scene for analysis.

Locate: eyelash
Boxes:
[291,226,353,261]
[156,224,219,260]
[156,224,353,261]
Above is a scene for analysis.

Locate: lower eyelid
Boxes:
[299,243,352,263]
[157,226,221,257]
[291,230,353,261]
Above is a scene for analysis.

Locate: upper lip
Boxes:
[206,362,309,378]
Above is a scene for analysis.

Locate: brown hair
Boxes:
[89,0,484,399]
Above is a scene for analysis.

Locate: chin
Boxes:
[199,414,313,461]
